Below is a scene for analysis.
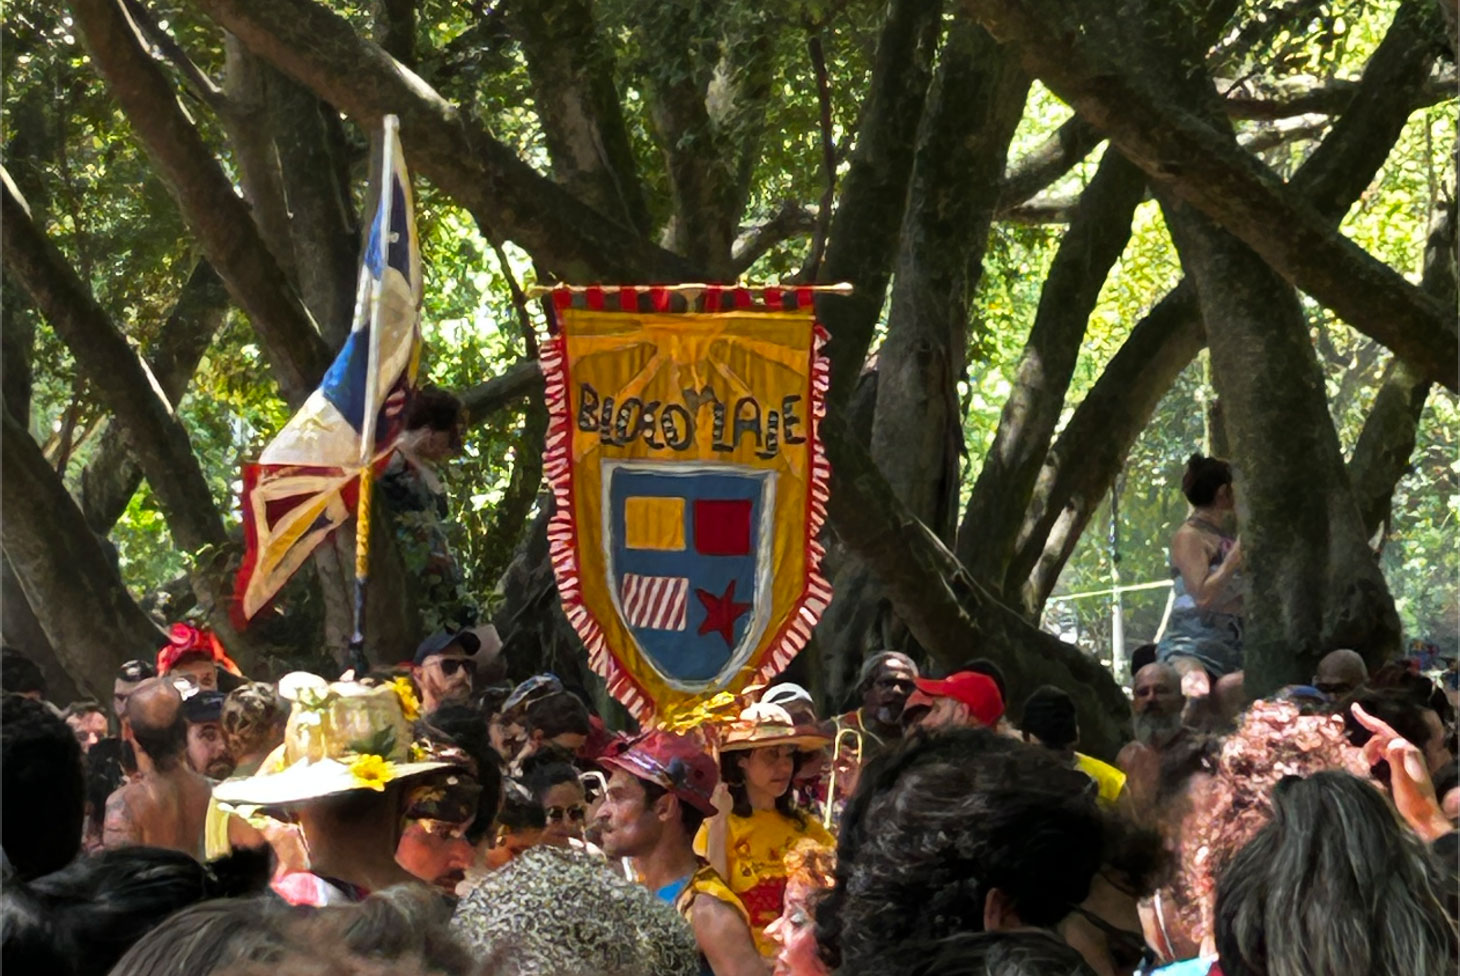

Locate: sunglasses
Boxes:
[1067,906,1157,973]
[434,658,474,678]
[545,804,587,824]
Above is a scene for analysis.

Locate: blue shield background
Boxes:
[607,465,768,683]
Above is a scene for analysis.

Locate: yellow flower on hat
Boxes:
[348,753,397,792]
[388,677,422,722]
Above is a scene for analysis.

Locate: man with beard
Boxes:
[835,652,918,746]
[412,630,479,714]
[595,730,762,976]
[1116,663,1187,822]
[182,690,235,780]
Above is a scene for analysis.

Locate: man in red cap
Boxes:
[596,730,763,976]
[906,670,1005,732]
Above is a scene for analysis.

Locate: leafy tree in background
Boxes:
[1,0,1453,753]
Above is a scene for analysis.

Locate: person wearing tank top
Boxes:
[1156,455,1245,690]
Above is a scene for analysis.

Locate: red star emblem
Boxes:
[695,580,751,646]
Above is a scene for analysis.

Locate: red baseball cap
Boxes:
[908,671,1004,727]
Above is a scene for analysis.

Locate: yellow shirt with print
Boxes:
[693,809,834,957]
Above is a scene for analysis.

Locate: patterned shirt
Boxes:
[451,844,699,975]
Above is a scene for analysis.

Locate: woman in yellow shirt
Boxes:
[695,702,833,957]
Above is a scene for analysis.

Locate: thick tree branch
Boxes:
[731,202,817,275]
[3,172,264,673]
[510,0,651,236]
[185,0,699,283]
[2,171,226,556]
[3,409,165,700]
[121,0,228,113]
[995,115,1102,213]
[958,148,1148,583]
[78,260,230,532]
[817,0,944,408]
[825,412,1131,756]
[963,0,1459,391]
[1348,201,1455,537]
[1222,73,1454,120]
[69,0,331,406]
[460,358,545,424]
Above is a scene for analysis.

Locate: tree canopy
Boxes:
[3,0,1454,752]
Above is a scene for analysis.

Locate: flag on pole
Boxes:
[233,116,421,626]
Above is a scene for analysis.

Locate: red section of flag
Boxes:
[693,498,752,556]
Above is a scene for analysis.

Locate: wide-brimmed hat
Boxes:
[600,729,720,815]
[719,702,831,752]
[213,672,455,810]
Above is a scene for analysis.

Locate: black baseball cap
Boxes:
[117,659,157,683]
[413,630,481,666]
[181,690,225,724]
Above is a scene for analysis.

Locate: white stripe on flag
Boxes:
[621,574,688,631]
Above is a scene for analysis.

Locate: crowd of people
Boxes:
[0,450,1455,975]
[2,621,1455,976]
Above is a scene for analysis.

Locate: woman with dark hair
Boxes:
[697,703,833,958]
[1155,453,1246,699]
[521,757,589,849]
[1215,771,1457,976]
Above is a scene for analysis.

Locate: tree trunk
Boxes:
[266,70,361,350]
[635,4,775,276]
[2,408,165,700]
[873,20,1028,539]
[1133,2,1401,692]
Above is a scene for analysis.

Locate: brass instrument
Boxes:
[822,724,864,830]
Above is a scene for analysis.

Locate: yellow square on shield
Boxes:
[624,496,686,551]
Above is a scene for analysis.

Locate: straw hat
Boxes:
[213,672,455,810]
[719,702,831,752]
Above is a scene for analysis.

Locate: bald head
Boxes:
[1314,649,1367,698]
[125,679,188,769]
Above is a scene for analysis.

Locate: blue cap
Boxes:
[413,629,481,666]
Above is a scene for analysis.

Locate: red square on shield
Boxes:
[693,499,752,556]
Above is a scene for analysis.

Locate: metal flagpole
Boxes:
[345,114,398,676]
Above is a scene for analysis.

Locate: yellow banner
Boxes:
[542,289,831,723]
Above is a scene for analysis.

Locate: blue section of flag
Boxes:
[364,179,413,284]
[321,175,414,432]
[610,468,764,681]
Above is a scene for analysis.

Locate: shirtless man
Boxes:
[103,678,212,858]
[1116,663,1188,822]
